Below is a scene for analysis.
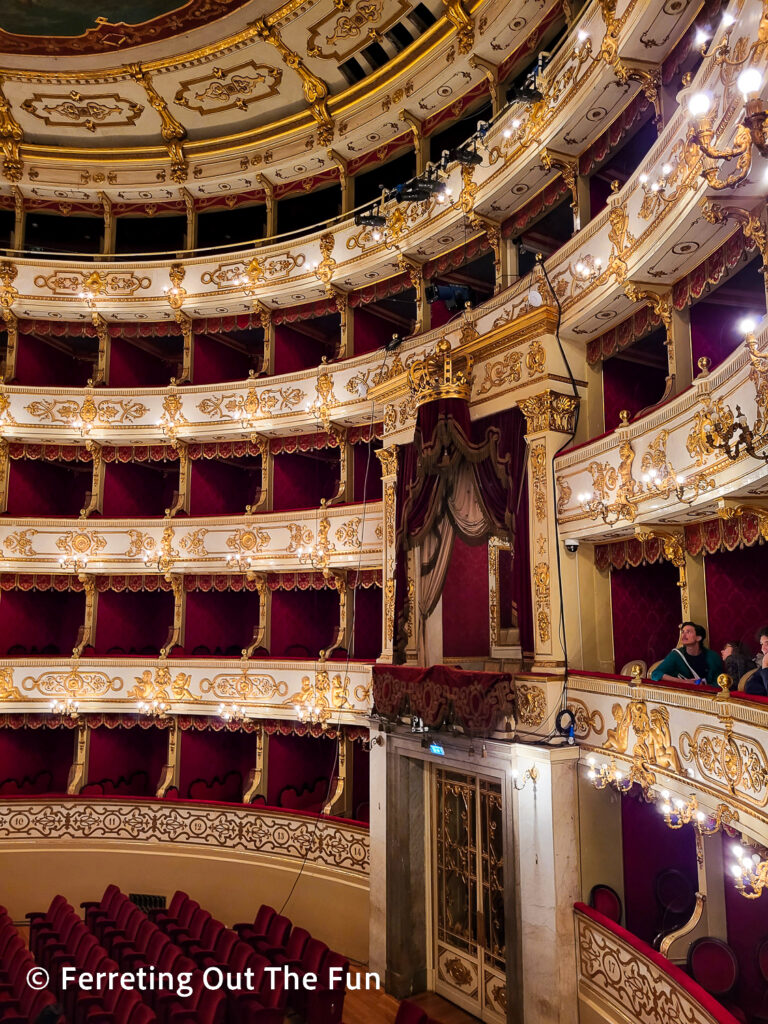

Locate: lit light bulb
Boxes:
[639,173,648,184]
[512,119,521,129]
[577,29,588,42]
[503,129,512,139]
[721,12,735,27]
[739,317,757,335]
[737,67,763,99]
[661,790,670,800]
[661,163,672,175]
[695,28,709,47]
[688,92,711,117]
[731,863,744,877]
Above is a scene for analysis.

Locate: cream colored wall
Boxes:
[0,843,369,963]
[576,775,625,920]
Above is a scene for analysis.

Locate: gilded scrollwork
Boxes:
[335,518,362,548]
[226,527,271,555]
[475,350,523,395]
[525,338,546,376]
[530,444,547,521]
[606,195,636,284]
[56,530,107,558]
[519,390,579,434]
[556,475,573,516]
[199,668,289,701]
[567,699,604,740]
[197,385,305,421]
[4,529,37,556]
[287,523,314,554]
[174,62,282,114]
[21,91,144,132]
[686,397,733,465]
[533,562,550,644]
[680,721,768,802]
[20,666,121,698]
[33,269,151,297]
[515,683,546,726]
[746,335,768,434]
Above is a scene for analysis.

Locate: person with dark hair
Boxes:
[745,627,768,697]
[650,622,723,685]
[720,640,754,689]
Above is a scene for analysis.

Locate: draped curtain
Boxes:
[396,400,527,662]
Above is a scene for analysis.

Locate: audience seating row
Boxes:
[29,884,350,1024]
[0,904,63,1024]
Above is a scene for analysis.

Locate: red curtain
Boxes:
[704,545,768,653]
[610,560,681,670]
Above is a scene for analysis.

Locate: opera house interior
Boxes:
[4,0,768,1022]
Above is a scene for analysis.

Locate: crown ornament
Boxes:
[407,337,474,407]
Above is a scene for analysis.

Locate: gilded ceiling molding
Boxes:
[128,64,188,184]
[173,62,283,115]
[252,19,334,145]
[440,0,474,55]
[0,77,22,183]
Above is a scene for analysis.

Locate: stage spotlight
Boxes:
[425,283,476,311]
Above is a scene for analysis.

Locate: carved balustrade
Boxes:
[555,327,768,540]
[0,502,382,573]
[520,669,768,852]
[0,656,373,725]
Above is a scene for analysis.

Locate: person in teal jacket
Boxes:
[650,622,723,686]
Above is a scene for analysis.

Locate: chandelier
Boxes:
[218,702,250,724]
[586,757,632,792]
[658,790,734,835]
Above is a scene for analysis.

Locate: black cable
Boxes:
[534,253,580,718]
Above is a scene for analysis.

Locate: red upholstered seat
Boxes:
[688,937,739,996]
[394,999,428,1024]
[589,884,622,924]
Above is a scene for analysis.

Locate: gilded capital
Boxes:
[376,445,398,478]
[518,390,579,435]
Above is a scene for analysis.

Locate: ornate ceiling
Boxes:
[0,0,563,201]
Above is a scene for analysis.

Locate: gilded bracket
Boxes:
[242,573,270,658]
[243,726,269,803]
[79,440,104,519]
[73,573,97,657]
[440,0,474,55]
[253,21,334,144]
[128,64,188,184]
[0,78,22,183]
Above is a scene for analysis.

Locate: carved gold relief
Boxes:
[746,334,768,435]
[515,683,546,726]
[525,338,546,376]
[307,0,408,62]
[680,720,768,802]
[606,195,636,284]
[0,668,22,701]
[519,390,579,434]
[197,384,304,421]
[200,668,288,701]
[687,397,733,466]
[533,562,550,644]
[530,444,546,521]
[4,528,38,556]
[335,518,362,548]
[0,77,23,182]
[33,269,151,297]
[568,699,604,740]
[56,530,107,558]
[227,527,271,555]
[475,350,523,394]
[128,667,197,704]
[174,61,282,115]
[604,699,682,773]
[441,0,474,54]
[20,666,120,699]
[21,91,144,132]
[375,445,398,478]
[128,63,188,183]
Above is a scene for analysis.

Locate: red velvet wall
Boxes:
[603,345,667,431]
[15,333,89,387]
[273,324,325,375]
[353,308,392,356]
[178,728,256,799]
[514,474,534,655]
[266,733,337,806]
[108,336,172,387]
[184,590,261,654]
[270,588,339,658]
[94,589,174,654]
[87,725,166,794]
[705,544,768,654]
[271,452,340,511]
[621,790,698,944]
[723,832,768,1015]
[690,302,746,374]
[353,443,382,503]
[442,538,489,659]
[610,560,682,671]
[429,300,452,330]
[193,333,251,385]
[0,589,85,654]
[0,727,72,791]
[6,460,89,517]
[189,458,259,516]
[102,461,177,517]
[349,586,382,660]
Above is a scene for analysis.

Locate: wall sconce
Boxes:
[138,699,172,719]
[511,765,538,791]
[59,555,89,572]
[688,67,767,190]
[731,844,768,899]
[219,702,250,724]
[641,468,714,505]
[49,698,80,720]
[226,553,257,580]
[143,550,175,575]
[586,757,632,792]
[576,491,636,525]
[659,790,727,835]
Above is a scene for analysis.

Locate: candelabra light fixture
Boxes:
[511,765,538,791]
[731,844,768,899]
[218,702,250,724]
[137,698,171,718]
[49,698,80,719]
[638,162,677,204]
[641,467,714,505]
[59,555,89,572]
[659,790,727,835]
[576,490,637,525]
[586,756,632,791]
[688,66,768,190]
[143,550,175,574]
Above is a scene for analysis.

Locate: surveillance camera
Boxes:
[564,538,579,553]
